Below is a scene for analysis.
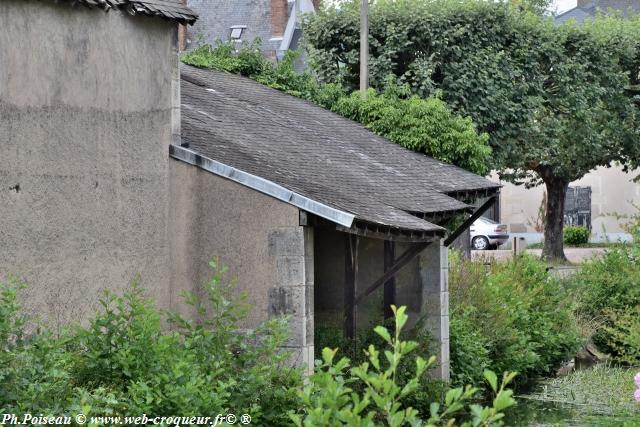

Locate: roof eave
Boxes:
[170,144,356,228]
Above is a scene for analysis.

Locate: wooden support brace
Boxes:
[344,234,358,340]
[383,241,396,320]
[355,241,430,305]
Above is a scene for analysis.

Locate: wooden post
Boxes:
[359,0,369,96]
[383,240,396,320]
[344,234,358,340]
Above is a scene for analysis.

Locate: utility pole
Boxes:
[360,0,369,96]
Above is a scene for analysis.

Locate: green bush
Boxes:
[181,41,492,175]
[0,259,302,424]
[291,306,517,427]
[563,225,590,246]
[449,253,583,387]
[571,215,640,362]
[315,316,450,419]
[603,306,640,365]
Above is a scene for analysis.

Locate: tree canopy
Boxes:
[304,0,640,259]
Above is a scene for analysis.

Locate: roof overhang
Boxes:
[170,144,356,228]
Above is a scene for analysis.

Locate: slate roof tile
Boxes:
[49,0,198,24]
[178,64,500,234]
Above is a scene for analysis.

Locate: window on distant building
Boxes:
[230,26,246,40]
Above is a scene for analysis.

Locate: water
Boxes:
[505,396,640,426]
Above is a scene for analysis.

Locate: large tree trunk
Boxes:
[542,177,570,262]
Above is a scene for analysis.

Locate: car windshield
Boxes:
[476,217,497,225]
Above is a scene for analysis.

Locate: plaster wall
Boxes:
[493,165,640,235]
[0,0,177,330]
[169,160,309,325]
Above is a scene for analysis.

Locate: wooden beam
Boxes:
[336,223,442,243]
[444,196,497,247]
[383,241,396,320]
[355,241,430,305]
[344,234,358,340]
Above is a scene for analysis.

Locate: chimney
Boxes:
[312,0,321,10]
[271,0,288,37]
[577,0,592,7]
[178,0,188,51]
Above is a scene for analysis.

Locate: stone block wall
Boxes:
[419,240,450,380]
[268,226,314,374]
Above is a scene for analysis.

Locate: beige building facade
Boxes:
[492,165,640,240]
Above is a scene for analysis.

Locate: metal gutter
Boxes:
[169,144,356,228]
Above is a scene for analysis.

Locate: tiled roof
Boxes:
[176,64,500,236]
[53,0,198,25]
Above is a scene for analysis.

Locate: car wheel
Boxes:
[472,236,490,250]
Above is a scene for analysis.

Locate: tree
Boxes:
[304,0,640,260]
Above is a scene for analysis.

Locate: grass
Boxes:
[526,242,628,249]
[506,364,640,426]
[528,364,638,413]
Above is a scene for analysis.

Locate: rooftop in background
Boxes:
[174,65,500,241]
[555,0,639,24]
[51,0,198,25]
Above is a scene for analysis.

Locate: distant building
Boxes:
[184,0,319,61]
[555,0,640,24]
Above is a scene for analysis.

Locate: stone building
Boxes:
[183,0,319,60]
[174,65,500,377]
[1,0,499,379]
[0,0,197,329]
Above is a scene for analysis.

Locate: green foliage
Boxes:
[331,87,491,174]
[603,307,640,365]
[571,215,640,362]
[290,306,517,427]
[181,41,492,175]
[315,316,449,418]
[563,225,590,246]
[449,252,583,387]
[181,39,269,76]
[0,260,301,424]
[449,312,492,387]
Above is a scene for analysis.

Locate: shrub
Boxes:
[0,259,302,424]
[603,307,640,365]
[314,316,449,418]
[449,252,583,387]
[563,225,590,246]
[572,214,640,362]
[290,306,517,426]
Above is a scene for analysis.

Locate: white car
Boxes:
[470,217,509,250]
